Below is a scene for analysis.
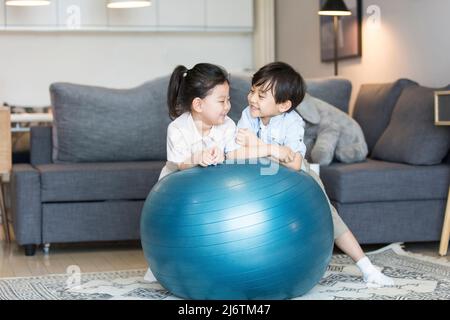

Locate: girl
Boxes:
[144,63,238,282]
[158,63,238,180]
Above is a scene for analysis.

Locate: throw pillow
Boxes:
[371,84,450,165]
[353,79,418,153]
[50,77,172,162]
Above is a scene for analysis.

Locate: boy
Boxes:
[226,62,394,287]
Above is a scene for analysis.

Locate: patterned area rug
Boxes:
[0,243,449,300]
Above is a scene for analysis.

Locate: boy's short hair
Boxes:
[252,62,306,112]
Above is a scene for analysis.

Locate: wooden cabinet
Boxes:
[5,1,57,27]
[158,0,205,29]
[206,0,253,29]
[107,0,157,28]
[0,4,4,27]
[1,0,253,32]
[58,0,107,29]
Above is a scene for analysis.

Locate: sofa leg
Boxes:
[24,244,36,256]
[43,243,51,255]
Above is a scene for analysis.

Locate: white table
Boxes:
[439,188,450,256]
[10,113,53,132]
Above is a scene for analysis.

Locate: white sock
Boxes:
[144,267,157,282]
[356,256,394,287]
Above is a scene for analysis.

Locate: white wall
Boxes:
[276,0,450,114]
[0,31,253,106]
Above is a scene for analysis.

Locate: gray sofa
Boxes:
[321,80,450,244]
[11,75,450,256]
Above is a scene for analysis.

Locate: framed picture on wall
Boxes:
[435,91,450,126]
[320,0,362,62]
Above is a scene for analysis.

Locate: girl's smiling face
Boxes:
[196,82,231,126]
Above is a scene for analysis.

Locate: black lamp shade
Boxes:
[319,0,351,16]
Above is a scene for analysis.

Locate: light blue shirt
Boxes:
[232,106,307,157]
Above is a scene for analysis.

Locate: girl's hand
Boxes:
[199,149,216,167]
[192,147,225,167]
[191,150,213,167]
[210,146,225,165]
[236,128,261,147]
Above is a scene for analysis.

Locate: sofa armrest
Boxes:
[30,126,52,165]
[11,164,42,245]
[444,150,450,164]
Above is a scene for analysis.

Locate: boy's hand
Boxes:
[272,145,295,163]
[236,128,261,147]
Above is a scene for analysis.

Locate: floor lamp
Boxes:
[319,0,352,76]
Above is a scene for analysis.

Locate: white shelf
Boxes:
[0,0,253,33]
[10,113,53,123]
[10,113,53,133]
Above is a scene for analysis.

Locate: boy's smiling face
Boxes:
[247,84,292,125]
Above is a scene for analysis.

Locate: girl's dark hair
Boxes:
[252,61,306,112]
[167,63,229,119]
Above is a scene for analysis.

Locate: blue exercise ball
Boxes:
[140,161,333,300]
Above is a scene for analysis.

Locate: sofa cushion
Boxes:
[227,73,252,123]
[50,75,351,163]
[42,201,143,243]
[371,85,450,165]
[51,77,173,163]
[333,200,446,244]
[305,78,352,113]
[353,79,418,153]
[320,159,450,203]
[37,161,165,202]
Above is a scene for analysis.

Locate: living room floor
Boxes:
[0,225,448,278]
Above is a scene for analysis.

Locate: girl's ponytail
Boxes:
[167,65,188,119]
[167,63,229,120]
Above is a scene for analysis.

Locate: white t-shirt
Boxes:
[159,112,238,180]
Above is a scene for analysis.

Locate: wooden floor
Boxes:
[0,225,147,278]
[0,223,448,278]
